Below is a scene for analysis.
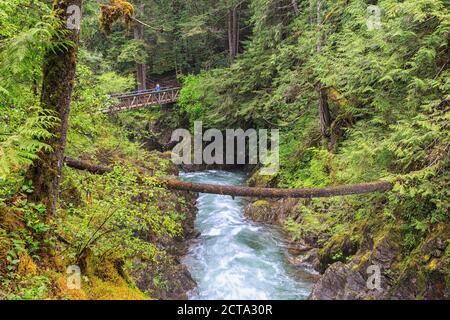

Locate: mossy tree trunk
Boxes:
[28,0,82,217]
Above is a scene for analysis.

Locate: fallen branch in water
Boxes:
[64,157,393,198]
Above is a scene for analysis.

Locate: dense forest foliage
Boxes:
[0,0,449,299]
[179,0,449,298]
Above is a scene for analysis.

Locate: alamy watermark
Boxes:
[66,5,81,30]
[171,121,280,175]
[366,264,382,291]
[66,265,81,290]
[367,5,382,31]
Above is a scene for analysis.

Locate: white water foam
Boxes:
[181,170,314,300]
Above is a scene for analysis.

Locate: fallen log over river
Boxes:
[65,157,393,198]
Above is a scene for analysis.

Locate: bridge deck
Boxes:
[104,87,181,113]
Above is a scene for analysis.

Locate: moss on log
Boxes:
[64,157,393,198]
[65,158,113,174]
[158,179,393,199]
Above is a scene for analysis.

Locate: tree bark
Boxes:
[65,157,113,174]
[32,68,39,96]
[64,158,393,199]
[134,1,146,91]
[228,6,239,64]
[228,9,235,64]
[316,82,331,137]
[234,5,241,59]
[292,0,300,15]
[233,6,238,58]
[28,0,82,217]
[315,0,331,138]
[159,178,393,199]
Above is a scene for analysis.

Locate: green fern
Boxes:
[0,109,57,178]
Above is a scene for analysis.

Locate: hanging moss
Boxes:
[99,0,134,33]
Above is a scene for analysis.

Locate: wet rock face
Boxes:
[312,255,398,299]
[309,262,353,300]
[130,187,199,300]
[242,169,450,300]
[309,229,450,300]
[131,255,196,300]
[244,199,298,225]
[244,196,449,300]
[310,240,396,300]
[287,248,321,276]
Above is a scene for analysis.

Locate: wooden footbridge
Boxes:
[104,87,181,114]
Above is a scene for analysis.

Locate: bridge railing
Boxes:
[109,87,180,99]
[104,87,181,113]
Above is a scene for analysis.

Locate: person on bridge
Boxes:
[154,84,161,92]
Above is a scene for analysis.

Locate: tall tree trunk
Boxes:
[32,78,38,96]
[315,0,331,138]
[228,9,235,64]
[233,6,238,58]
[316,83,331,137]
[228,6,239,64]
[28,0,82,217]
[134,25,146,91]
[32,67,39,96]
[309,0,314,25]
[134,2,146,91]
[292,0,300,14]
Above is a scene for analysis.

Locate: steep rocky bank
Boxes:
[91,150,200,300]
[71,150,200,300]
[244,174,449,300]
[124,107,200,299]
[130,184,198,300]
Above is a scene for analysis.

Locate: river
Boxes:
[181,170,314,300]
